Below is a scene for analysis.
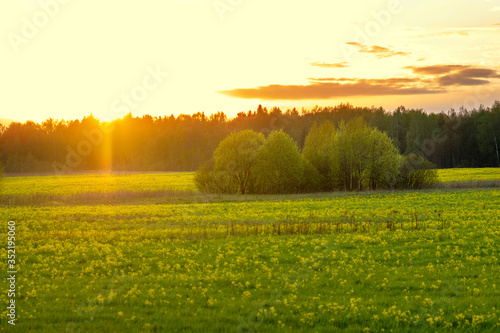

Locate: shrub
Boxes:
[302,121,335,191]
[212,130,265,194]
[194,159,238,194]
[194,159,217,193]
[253,130,304,194]
[397,154,438,189]
[331,118,400,191]
[301,159,323,193]
[365,129,400,190]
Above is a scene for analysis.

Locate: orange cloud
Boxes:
[404,65,468,75]
[309,61,349,68]
[438,68,500,86]
[219,79,443,100]
[346,42,410,59]
[309,77,419,85]
[416,30,470,38]
[406,65,500,86]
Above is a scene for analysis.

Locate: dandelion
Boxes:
[96,294,105,304]
[423,298,433,307]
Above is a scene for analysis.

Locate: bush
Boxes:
[194,159,239,194]
[212,130,265,194]
[330,118,400,191]
[365,129,400,190]
[195,159,217,193]
[253,130,304,194]
[397,154,438,189]
[302,121,335,191]
[301,159,323,193]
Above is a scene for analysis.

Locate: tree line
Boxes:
[0,102,499,174]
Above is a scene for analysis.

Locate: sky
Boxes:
[1,0,500,123]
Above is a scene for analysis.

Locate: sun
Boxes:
[93,112,123,123]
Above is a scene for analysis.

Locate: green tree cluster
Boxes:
[197,118,437,194]
[196,130,308,194]
[305,118,404,191]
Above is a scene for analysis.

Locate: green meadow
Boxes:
[1,169,499,332]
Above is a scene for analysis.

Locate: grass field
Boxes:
[0,172,196,197]
[1,169,499,332]
[437,168,500,183]
[0,173,197,206]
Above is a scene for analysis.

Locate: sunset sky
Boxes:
[1,0,500,123]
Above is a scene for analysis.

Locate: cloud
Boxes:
[219,78,443,100]
[220,64,500,100]
[406,65,500,86]
[308,77,354,82]
[405,65,468,75]
[309,77,420,85]
[309,61,349,68]
[345,42,411,59]
[437,68,500,86]
[492,6,500,11]
[416,30,470,38]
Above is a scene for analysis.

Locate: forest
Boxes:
[0,101,499,174]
